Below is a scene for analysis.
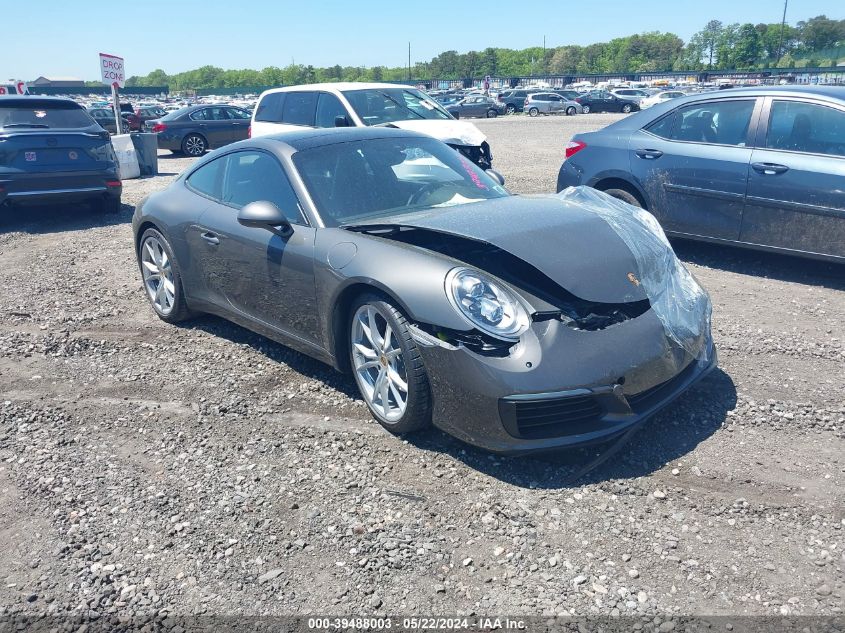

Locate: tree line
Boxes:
[126,15,844,90]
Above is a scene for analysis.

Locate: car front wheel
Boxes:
[138,228,192,323]
[349,295,431,434]
[566,106,577,116]
[621,104,633,113]
[486,109,498,118]
[505,104,516,114]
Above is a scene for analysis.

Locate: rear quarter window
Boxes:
[645,112,676,139]
[282,92,317,126]
[254,92,286,123]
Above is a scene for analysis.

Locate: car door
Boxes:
[628,97,761,240]
[741,97,845,258]
[189,108,228,148]
[225,107,251,141]
[315,92,351,127]
[193,149,320,343]
[547,94,565,114]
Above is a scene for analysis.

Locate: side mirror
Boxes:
[486,169,505,187]
[334,115,350,127]
[238,200,293,237]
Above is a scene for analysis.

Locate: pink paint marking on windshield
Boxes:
[460,157,488,190]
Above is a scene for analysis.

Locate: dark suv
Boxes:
[497,89,541,114]
[0,96,122,213]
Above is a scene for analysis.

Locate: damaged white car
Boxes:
[250,82,494,169]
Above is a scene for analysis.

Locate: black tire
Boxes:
[582,104,591,114]
[486,109,498,118]
[528,107,539,117]
[137,227,193,323]
[181,133,207,157]
[566,106,577,116]
[170,149,183,155]
[348,293,431,435]
[505,104,516,115]
[621,104,633,113]
[602,187,642,208]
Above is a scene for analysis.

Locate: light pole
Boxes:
[776,0,789,65]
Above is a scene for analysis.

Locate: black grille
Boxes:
[509,395,604,439]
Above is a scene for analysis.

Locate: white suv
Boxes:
[251,82,493,169]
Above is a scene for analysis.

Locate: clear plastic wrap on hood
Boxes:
[555,186,712,361]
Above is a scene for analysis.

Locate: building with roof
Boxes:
[30,76,86,88]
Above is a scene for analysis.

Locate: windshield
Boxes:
[342,88,453,125]
[293,136,508,227]
[0,101,93,129]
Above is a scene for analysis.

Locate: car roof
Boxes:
[225,126,430,155]
[0,95,82,107]
[709,85,845,99]
[260,82,415,96]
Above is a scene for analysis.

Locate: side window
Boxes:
[220,151,307,224]
[671,100,755,146]
[189,109,208,121]
[766,100,845,158]
[227,107,251,120]
[207,107,230,121]
[186,156,224,199]
[315,92,349,128]
[282,91,317,126]
[254,93,285,123]
[645,112,676,139]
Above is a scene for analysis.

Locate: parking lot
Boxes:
[0,113,843,622]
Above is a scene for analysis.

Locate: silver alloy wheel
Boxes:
[140,236,176,315]
[184,135,205,156]
[351,304,408,423]
[582,105,591,114]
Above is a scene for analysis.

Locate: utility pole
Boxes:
[776,0,789,65]
[408,42,411,82]
[543,35,546,73]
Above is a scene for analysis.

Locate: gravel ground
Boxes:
[0,113,843,627]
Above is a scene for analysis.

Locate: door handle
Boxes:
[635,149,663,159]
[751,162,789,175]
[201,231,219,245]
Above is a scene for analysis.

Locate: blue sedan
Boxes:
[557,85,845,262]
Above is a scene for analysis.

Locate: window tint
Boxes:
[220,151,306,224]
[254,92,285,122]
[671,100,755,146]
[205,107,231,121]
[226,107,251,120]
[282,91,317,126]
[186,156,224,199]
[766,100,845,158]
[645,112,676,139]
[0,101,93,129]
[315,92,349,128]
[189,109,208,121]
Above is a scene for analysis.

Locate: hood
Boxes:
[385,119,487,147]
[360,196,649,304]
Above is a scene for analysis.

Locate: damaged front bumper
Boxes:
[411,309,716,455]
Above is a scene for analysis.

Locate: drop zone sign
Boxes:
[99,53,125,88]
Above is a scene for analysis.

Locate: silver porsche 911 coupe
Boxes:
[132,127,715,454]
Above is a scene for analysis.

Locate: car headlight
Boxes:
[445,267,530,340]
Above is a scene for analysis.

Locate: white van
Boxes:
[250,82,493,169]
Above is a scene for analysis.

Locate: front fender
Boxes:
[313,229,474,363]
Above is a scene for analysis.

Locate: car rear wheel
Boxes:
[621,104,633,113]
[566,106,577,116]
[138,228,192,323]
[602,187,642,208]
[528,107,539,117]
[505,104,516,115]
[182,134,207,157]
[582,105,591,114]
[486,109,498,118]
[349,295,431,434]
